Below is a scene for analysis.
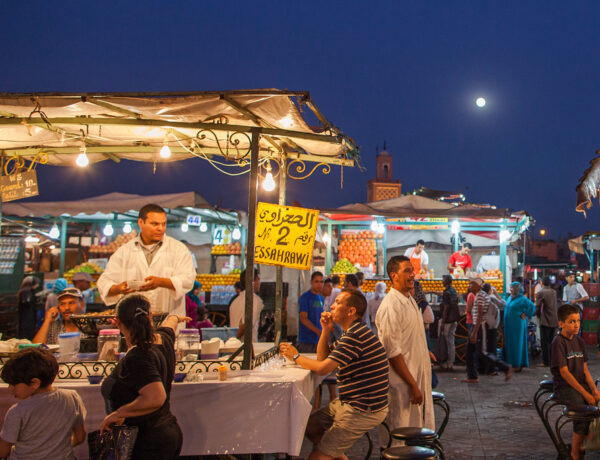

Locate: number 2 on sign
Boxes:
[276,226,290,245]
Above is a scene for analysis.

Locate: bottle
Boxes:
[218,365,227,381]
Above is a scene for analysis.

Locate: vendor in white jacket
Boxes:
[97,204,196,316]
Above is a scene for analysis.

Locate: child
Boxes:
[0,348,86,459]
[551,303,600,460]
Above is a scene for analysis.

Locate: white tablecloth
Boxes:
[0,364,322,458]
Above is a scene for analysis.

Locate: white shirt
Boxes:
[97,235,196,317]
[403,247,429,266]
[376,287,434,429]
[229,290,264,343]
[563,283,588,306]
[324,287,341,311]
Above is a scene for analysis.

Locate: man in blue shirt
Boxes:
[297,272,325,353]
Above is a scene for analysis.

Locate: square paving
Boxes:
[294,346,600,459]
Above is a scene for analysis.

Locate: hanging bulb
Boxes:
[262,161,276,191]
[323,232,331,244]
[451,220,460,234]
[232,228,241,240]
[181,223,189,232]
[159,136,172,159]
[76,144,89,167]
[103,222,114,237]
[49,223,60,239]
[199,222,208,232]
[123,222,132,234]
[370,221,378,232]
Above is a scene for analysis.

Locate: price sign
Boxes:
[186,215,202,226]
[0,170,39,202]
[254,202,319,270]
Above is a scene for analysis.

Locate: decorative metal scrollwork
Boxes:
[3,152,49,176]
[195,129,252,161]
[252,346,279,368]
[287,159,331,180]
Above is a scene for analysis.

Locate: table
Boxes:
[0,363,322,458]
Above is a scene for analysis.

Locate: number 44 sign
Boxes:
[254,202,319,270]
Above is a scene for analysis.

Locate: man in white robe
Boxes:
[376,255,434,444]
[97,204,196,317]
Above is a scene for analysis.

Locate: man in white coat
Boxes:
[97,204,196,317]
[376,255,434,444]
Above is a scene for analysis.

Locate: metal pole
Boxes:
[242,128,260,370]
[382,219,388,277]
[325,222,332,275]
[499,221,507,294]
[522,229,527,278]
[59,219,67,276]
[275,155,286,345]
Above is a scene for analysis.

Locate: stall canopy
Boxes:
[0,90,357,165]
[2,191,241,225]
[576,151,600,215]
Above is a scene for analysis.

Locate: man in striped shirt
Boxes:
[463,278,512,383]
[280,289,389,460]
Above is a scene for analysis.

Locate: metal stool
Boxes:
[381,446,437,459]
[533,380,564,457]
[390,427,445,460]
[432,391,450,438]
[555,404,600,459]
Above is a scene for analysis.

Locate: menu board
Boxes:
[0,170,39,202]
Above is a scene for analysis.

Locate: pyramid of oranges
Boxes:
[337,230,380,268]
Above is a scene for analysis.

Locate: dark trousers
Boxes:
[540,325,556,366]
[132,416,183,460]
[467,325,510,380]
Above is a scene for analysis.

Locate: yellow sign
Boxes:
[254,202,319,270]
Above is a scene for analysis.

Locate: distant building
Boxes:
[367,146,402,202]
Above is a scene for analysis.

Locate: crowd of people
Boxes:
[6,218,600,459]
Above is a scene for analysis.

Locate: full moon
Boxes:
[476,97,486,108]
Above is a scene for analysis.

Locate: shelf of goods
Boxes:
[196,273,240,292]
[336,230,382,269]
[64,262,104,284]
[330,273,504,294]
[89,232,137,256]
[211,242,242,255]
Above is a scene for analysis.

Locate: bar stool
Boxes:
[555,404,600,458]
[381,446,437,459]
[390,427,445,460]
[533,379,554,416]
[432,391,450,438]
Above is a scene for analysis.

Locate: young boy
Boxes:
[551,304,600,460]
[0,348,86,459]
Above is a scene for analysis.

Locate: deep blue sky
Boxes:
[1,1,599,238]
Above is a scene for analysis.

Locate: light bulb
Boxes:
[123,222,132,234]
[199,222,208,232]
[49,245,56,250]
[323,232,331,244]
[232,228,241,240]
[181,223,189,232]
[76,146,89,167]
[377,223,385,234]
[370,221,378,232]
[103,223,114,237]
[263,172,275,191]
[451,220,460,234]
[499,229,511,242]
[49,224,60,239]
[25,235,39,243]
[159,138,171,159]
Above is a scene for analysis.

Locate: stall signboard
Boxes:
[254,202,319,270]
[186,215,202,226]
[0,170,39,202]
[387,217,449,231]
[213,226,232,245]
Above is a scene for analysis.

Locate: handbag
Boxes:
[88,425,139,460]
[583,403,600,450]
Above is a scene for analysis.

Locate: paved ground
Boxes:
[293,346,600,459]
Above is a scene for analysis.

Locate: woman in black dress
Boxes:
[100,294,188,459]
[17,276,39,339]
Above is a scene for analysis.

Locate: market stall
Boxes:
[0,90,358,368]
[320,194,532,294]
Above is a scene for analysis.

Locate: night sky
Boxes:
[1,1,600,238]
